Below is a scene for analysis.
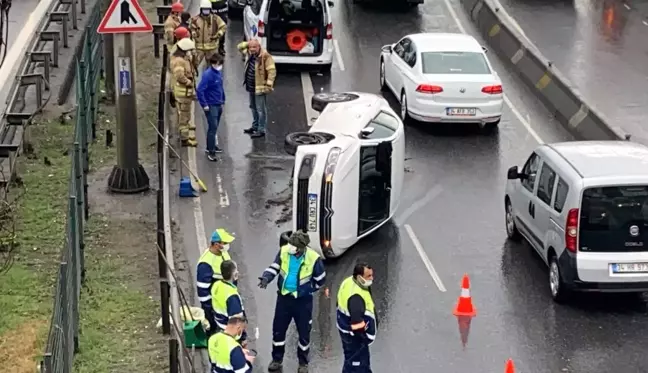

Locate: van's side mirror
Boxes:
[360,127,375,138]
[507,166,519,180]
[279,231,292,246]
[327,0,334,7]
[381,45,392,54]
[481,46,488,53]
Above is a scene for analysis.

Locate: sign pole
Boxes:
[107,32,150,193]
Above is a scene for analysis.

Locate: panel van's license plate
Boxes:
[308,193,317,232]
[447,108,476,116]
[612,263,648,273]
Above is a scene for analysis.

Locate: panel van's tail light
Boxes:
[482,85,503,94]
[257,20,265,37]
[325,23,333,40]
[566,208,579,253]
[320,147,340,258]
[416,84,443,94]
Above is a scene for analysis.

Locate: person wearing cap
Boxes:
[336,262,376,373]
[211,260,248,344]
[171,37,198,147]
[164,2,184,51]
[197,228,235,334]
[258,230,326,373]
[208,316,255,373]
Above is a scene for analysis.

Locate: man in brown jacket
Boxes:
[163,2,184,51]
[237,39,276,138]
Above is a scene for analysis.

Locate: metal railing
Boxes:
[39,3,103,372]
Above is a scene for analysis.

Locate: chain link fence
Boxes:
[39,3,103,372]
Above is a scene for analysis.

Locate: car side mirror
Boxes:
[327,0,334,7]
[481,46,488,53]
[381,45,392,54]
[360,127,375,138]
[507,166,519,180]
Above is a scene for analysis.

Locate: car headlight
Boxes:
[324,147,341,183]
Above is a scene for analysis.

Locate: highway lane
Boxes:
[172,0,648,372]
[497,0,648,142]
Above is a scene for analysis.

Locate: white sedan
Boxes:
[379,33,504,131]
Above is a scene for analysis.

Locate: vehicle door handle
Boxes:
[528,200,535,218]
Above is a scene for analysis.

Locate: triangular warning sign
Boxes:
[97,0,153,34]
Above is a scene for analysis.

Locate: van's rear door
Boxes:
[579,185,648,253]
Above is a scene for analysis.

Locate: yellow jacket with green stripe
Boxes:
[237,42,277,95]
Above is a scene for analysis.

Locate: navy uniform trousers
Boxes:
[272,293,313,365]
[339,333,372,373]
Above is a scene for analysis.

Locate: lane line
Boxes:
[395,185,443,226]
[440,0,544,144]
[333,39,346,71]
[216,173,230,207]
[189,104,208,251]
[301,72,319,127]
[404,224,447,292]
[623,3,631,10]
[643,20,648,26]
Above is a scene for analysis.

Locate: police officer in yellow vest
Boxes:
[258,230,326,373]
[211,260,248,344]
[170,38,198,147]
[197,229,235,334]
[208,316,255,373]
[336,262,376,373]
[191,0,227,71]
[163,2,184,52]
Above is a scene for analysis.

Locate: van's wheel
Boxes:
[549,254,570,303]
[379,58,387,91]
[312,92,359,112]
[284,132,330,155]
[505,199,521,241]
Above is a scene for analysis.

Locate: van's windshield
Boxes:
[579,186,648,252]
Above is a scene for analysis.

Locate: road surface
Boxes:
[170,0,648,372]
[498,0,648,142]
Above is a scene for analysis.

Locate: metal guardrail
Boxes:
[39,3,103,372]
[0,0,90,196]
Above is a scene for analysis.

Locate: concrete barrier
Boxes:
[461,0,628,141]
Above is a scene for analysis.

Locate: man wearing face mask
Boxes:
[197,228,235,335]
[336,263,376,373]
[191,0,226,72]
[208,316,255,373]
[211,260,248,344]
[258,230,326,373]
[197,53,225,161]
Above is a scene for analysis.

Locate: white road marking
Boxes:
[440,0,544,144]
[404,224,447,292]
[301,72,319,127]
[187,125,208,251]
[395,185,443,226]
[624,3,631,10]
[643,20,648,26]
[216,173,230,207]
[333,39,346,71]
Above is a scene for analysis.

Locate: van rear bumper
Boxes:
[558,249,648,292]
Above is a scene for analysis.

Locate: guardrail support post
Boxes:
[60,0,79,30]
[40,31,61,67]
[49,12,70,48]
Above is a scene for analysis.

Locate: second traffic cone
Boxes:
[505,359,515,373]
[453,274,477,317]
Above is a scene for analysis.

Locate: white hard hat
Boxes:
[200,0,212,8]
[177,38,196,51]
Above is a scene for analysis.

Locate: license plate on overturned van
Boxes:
[308,193,317,232]
[447,108,476,116]
[612,263,648,273]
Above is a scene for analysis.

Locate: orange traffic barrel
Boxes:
[287,29,307,51]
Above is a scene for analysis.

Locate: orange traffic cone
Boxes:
[453,274,477,317]
[505,359,515,373]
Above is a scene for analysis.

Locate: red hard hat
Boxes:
[171,2,184,13]
[174,26,190,40]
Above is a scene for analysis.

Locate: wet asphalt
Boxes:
[498,0,648,143]
[171,0,648,372]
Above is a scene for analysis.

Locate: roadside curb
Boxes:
[460,0,629,141]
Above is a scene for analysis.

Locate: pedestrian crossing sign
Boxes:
[97,0,153,34]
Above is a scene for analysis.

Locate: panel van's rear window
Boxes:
[579,186,648,252]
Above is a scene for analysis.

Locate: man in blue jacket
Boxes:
[197,53,225,161]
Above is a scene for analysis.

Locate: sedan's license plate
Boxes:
[308,193,317,232]
[447,108,477,116]
[612,263,648,273]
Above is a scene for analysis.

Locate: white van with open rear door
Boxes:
[243,0,334,73]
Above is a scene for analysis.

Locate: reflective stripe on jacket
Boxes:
[191,14,226,50]
[208,332,250,373]
[237,42,277,94]
[261,245,326,298]
[163,15,180,48]
[196,249,231,308]
[211,280,244,329]
[171,56,195,98]
[336,276,376,342]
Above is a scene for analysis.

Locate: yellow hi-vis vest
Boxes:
[211,280,243,328]
[199,249,231,280]
[279,245,320,297]
[337,276,375,329]
[208,332,240,370]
